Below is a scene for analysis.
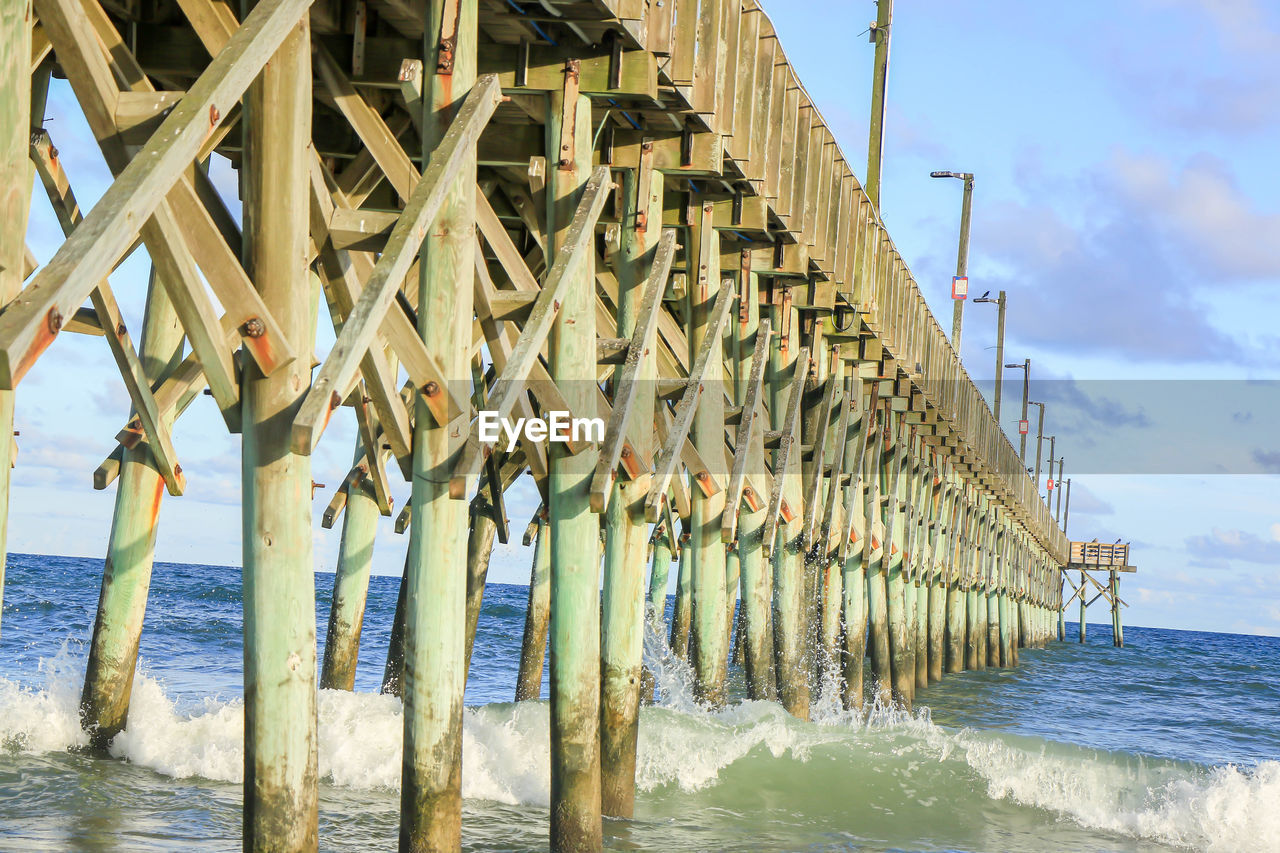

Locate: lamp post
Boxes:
[930,170,974,352]
[866,0,894,208]
[1054,458,1065,522]
[973,290,1006,420]
[1029,401,1045,487]
[1005,360,1030,460]
[1041,436,1056,504]
[1062,479,1072,536]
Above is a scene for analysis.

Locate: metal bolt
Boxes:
[242,317,265,338]
[209,104,220,126]
[329,391,341,410]
[423,380,440,397]
[46,308,62,334]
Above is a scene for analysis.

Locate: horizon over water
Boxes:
[2,552,1278,852]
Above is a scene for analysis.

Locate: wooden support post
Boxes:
[964,501,983,671]
[381,552,409,697]
[997,522,1014,668]
[320,440,379,691]
[516,511,550,701]
[987,514,1002,668]
[599,163,662,819]
[945,488,969,673]
[865,405,892,700]
[769,307,810,719]
[913,452,933,689]
[734,278,773,699]
[1079,568,1087,643]
[883,416,913,707]
[688,199,730,707]
[399,2,477,847]
[669,531,692,658]
[926,462,950,683]
[463,495,499,679]
[647,519,674,629]
[546,77,603,852]
[0,0,33,638]
[1111,568,1123,648]
[240,13,317,849]
[80,268,183,747]
[840,380,873,710]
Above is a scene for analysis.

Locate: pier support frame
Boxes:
[81,271,183,744]
[399,2,477,847]
[240,13,318,848]
[0,0,31,642]
[547,83,604,851]
[320,443,379,691]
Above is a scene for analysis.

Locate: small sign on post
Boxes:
[1046,478,1055,491]
[951,276,968,300]
[1018,419,1029,435]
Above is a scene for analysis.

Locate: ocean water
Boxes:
[1,552,1278,852]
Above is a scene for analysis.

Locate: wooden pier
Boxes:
[0,0,1129,848]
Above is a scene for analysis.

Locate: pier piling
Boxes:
[0,0,1134,847]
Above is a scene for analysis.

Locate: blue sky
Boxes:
[10,0,1280,636]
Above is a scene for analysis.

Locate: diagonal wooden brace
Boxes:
[801,348,841,550]
[762,346,811,558]
[1,0,312,390]
[450,165,614,497]
[29,131,184,496]
[589,228,677,512]
[292,74,502,455]
[721,316,773,542]
[644,279,736,522]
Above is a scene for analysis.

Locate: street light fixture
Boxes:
[1004,359,1031,461]
[973,290,1006,420]
[930,170,974,353]
[1029,402,1046,490]
[1041,435,1056,504]
[1055,457,1066,522]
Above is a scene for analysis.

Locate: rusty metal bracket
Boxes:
[557,60,581,170]
[436,0,462,74]
[635,138,654,233]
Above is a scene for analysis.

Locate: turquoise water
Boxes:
[2,552,1278,851]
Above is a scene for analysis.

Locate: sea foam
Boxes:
[3,646,1279,852]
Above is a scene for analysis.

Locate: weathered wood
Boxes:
[4,0,311,390]
[80,266,183,748]
[240,14,317,849]
[761,346,809,559]
[589,227,676,512]
[29,131,185,496]
[546,82,604,852]
[515,510,550,701]
[294,74,499,456]
[722,316,772,543]
[768,295,810,717]
[599,165,661,818]
[320,439,379,691]
[453,165,612,496]
[686,200,731,707]
[399,2,478,847]
[643,279,734,523]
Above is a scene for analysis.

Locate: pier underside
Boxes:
[0,0,1104,847]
